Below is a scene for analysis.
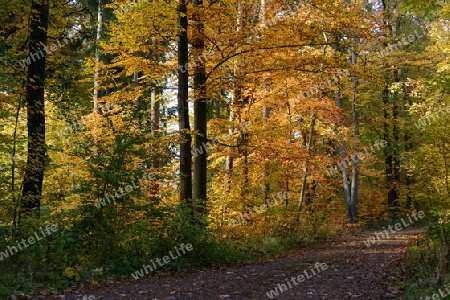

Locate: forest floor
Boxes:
[31,227,424,300]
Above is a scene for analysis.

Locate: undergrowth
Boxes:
[399,209,450,299]
[0,208,348,299]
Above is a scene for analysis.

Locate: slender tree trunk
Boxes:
[381,0,400,222]
[305,180,316,213]
[383,82,399,221]
[404,130,413,209]
[284,102,292,207]
[177,0,192,204]
[192,0,207,221]
[226,0,243,194]
[19,0,49,223]
[441,138,450,199]
[260,0,271,204]
[226,91,237,195]
[262,105,271,204]
[242,150,249,200]
[93,0,105,203]
[150,87,161,201]
[284,178,289,206]
[215,101,221,119]
[393,72,401,217]
[294,113,316,225]
[348,49,360,224]
[404,92,416,209]
[225,105,234,192]
[335,92,352,219]
[12,103,21,227]
[384,70,401,221]
[94,0,104,115]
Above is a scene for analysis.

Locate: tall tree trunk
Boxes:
[335,92,352,219]
[383,69,401,221]
[262,106,270,204]
[348,49,360,224]
[19,0,49,223]
[393,70,401,217]
[242,150,249,200]
[225,102,234,194]
[226,91,237,195]
[192,0,207,221]
[440,138,450,199]
[383,82,399,221]
[150,87,161,201]
[404,129,413,210]
[93,0,104,115]
[294,113,316,225]
[12,104,21,227]
[260,0,271,204]
[177,0,192,204]
[285,102,293,206]
[226,0,243,194]
[381,0,400,222]
[93,0,105,203]
[404,93,415,210]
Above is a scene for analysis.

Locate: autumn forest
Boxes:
[1,0,450,298]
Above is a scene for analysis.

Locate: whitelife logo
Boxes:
[191,122,252,158]
[131,243,193,280]
[421,283,450,299]
[266,262,328,298]
[0,154,18,172]
[95,172,156,209]
[363,210,425,247]
[376,26,429,58]
[0,224,58,261]
[414,105,450,129]
[18,33,84,68]
[325,139,387,176]
[229,192,288,227]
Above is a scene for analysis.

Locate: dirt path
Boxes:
[34,227,424,300]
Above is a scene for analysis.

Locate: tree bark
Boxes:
[335,92,352,221]
[151,87,161,201]
[393,71,401,218]
[381,0,400,222]
[12,104,21,227]
[383,82,400,221]
[294,113,316,225]
[262,106,270,204]
[192,0,207,221]
[19,0,49,223]
[94,0,104,114]
[92,0,106,203]
[440,138,450,199]
[177,0,193,204]
[348,49,360,224]
[260,0,271,204]
[226,0,243,194]
[215,100,221,119]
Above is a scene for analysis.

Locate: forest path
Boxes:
[36,227,424,300]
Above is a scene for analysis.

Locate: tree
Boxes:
[178,0,193,204]
[19,0,50,223]
[348,45,360,224]
[192,0,208,221]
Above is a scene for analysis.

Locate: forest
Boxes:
[0,0,450,299]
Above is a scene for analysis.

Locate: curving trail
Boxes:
[33,227,424,300]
